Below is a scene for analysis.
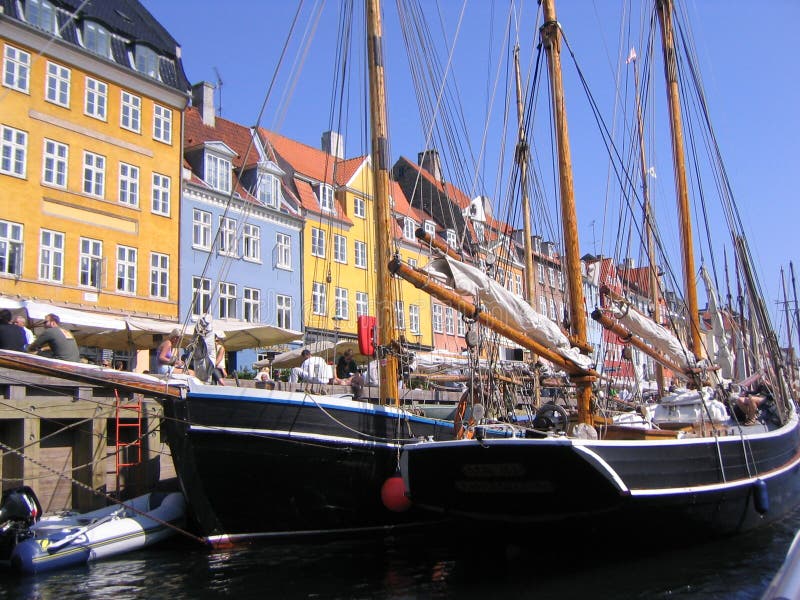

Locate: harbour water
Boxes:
[1,507,797,599]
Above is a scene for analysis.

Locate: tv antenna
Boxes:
[213,67,223,116]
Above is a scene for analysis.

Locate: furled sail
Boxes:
[701,266,734,379]
[422,256,592,369]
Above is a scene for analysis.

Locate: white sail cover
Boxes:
[701,266,734,379]
[422,257,592,369]
[608,299,696,371]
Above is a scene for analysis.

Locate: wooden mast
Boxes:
[655,0,704,364]
[514,45,537,310]
[629,49,665,396]
[540,0,594,424]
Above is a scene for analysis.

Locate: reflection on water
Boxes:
[0,508,798,599]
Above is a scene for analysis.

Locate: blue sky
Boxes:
[142,0,800,341]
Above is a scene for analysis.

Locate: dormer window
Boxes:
[258,172,280,208]
[26,0,57,35]
[446,229,457,249]
[318,184,334,212]
[135,44,160,80]
[83,21,111,58]
[205,153,231,194]
[402,217,416,240]
[423,220,436,236]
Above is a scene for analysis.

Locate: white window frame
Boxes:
[446,229,457,249]
[45,61,70,107]
[395,301,405,331]
[335,287,349,320]
[116,245,137,294]
[311,227,325,258]
[82,151,105,197]
[538,264,545,284]
[135,44,159,79]
[192,209,211,250]
[3,44,30,93]
[191,276,211,317]
[432,304,444,333]
[312,282,327,316]
[204,152,231,193]
[149,252,168,299]
[423,220,436,236]
[0,220,23,276]
[354,196,365,218]
[118,162,139,207]
[318,184,334,212]
[403,218,415,240]
[354,240,367,269]
[244,287,261,323]
[219,282,237,319]
[38,229,64,283]
[548,267,555,287]
[79,237,102,288]
[1,125,27,178]
[445,307,455,335]
[409,304,420,335]
[276,232,291,269]
[120,91,141,133]
[356,291,369,317]
[276,294,292,329]
[153,104,172,144]
[243,224,261,262]
[258,172,280,208]
[218,216,237,256]
[84,77,107,120]
[26,0,57,34]
[83,21,111,57]
[151,172,170,215]
[42,139,68,188]
[333,234,347,264]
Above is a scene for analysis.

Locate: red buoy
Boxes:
[381,473,411,512]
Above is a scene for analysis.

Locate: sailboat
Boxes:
[396,0,800,538]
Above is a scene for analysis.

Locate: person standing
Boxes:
[157,329,185,374]
[12,315,35,349]
[0,309,26,351]
[26,313,80,361]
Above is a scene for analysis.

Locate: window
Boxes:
[3,45,30,93]
[192,209,211,249]
[258,172,280,208]
[403,218,415,240]
[42,139,67,187]
[83,22,110,57]
[408,257,417,269]
[549,298,557,320]
[354,196,365,218]
[311,227,325,258]
[409,304,420,335]
[26,0,57,34]
[558,271,564,290]
[312,282,327,315]
[335,287,349,320]
[516,273,523,296]
[548,267,555,287]
[243,224,260,261]
[116,245,137,293]
[204,153,231,193]
[191,277,211,316]
[120,92,141,132]
[219,282,237,319]
[218,216,236,255]
[153,104,172,144]
[424,221,436,236]
[445,307,455,335]
[135,44,159,79]
[79,237,102,288]
[39,229,64,282]
[0,220,23,276]
[118,162,139,206]
[318,184,334,212]
[432,304,443,333]
[334,234,346,264]
[446,229,457,249]
[149,252,168,298]
[85,77,107,120]
[151,173,170,215]
[395,301,405,330]
[356,292,369,317]
[276,294,291,329]
[244,288,261,323]
[354,240,367,269]
[276,232,291,269]
[457,315,466,337]
[1,125,27,177]
[45,62,70,107]
[539,296,547,316]
[82,151,105,197]
[537,264,545,284]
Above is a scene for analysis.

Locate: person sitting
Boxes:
[289,349,333,384]
[0,309,26,352]
[27,313,80,362]
[335,349,358,382]
[157,329,185,374]
[12,314,35,349]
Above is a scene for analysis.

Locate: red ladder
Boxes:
[114,389,143,495]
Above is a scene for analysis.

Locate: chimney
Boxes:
[622,257,635,269]
[418,149,442,181]
[322,131,344,159]
[192,81,215,127]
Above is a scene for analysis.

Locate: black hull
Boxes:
[400,416,800,538]
[161,385,454,542]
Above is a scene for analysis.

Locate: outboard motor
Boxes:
[0,487,42,561]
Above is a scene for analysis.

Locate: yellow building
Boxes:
[0,1,188,330]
